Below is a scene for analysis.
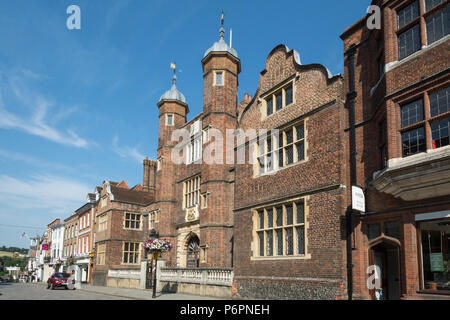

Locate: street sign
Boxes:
[352,186,365,213]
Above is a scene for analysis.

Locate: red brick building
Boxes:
[91,180,154,288]
[341,0,450,300]
[144,22,239,272]
[232,45,348,299]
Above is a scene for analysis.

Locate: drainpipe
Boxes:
[345,44,358,301]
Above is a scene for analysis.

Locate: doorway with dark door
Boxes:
[186,235,200,268]
[369,240,401,300]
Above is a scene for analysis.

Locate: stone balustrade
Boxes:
[159,267,233,287]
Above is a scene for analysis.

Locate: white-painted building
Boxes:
[50,222,65,272]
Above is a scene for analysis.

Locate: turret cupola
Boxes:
[203,12,238,60]
[158,69,186,105]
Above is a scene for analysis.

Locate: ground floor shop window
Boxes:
[420,220,450,291]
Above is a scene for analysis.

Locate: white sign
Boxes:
[352,186,365,213]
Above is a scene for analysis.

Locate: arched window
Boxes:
[186,235,200,268]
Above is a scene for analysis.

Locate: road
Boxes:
[0,282,218,300]
[0,282,131,300]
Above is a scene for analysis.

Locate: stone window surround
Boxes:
[157,156,163,171]
[213,70,225,86]
[96,242,106,265]
[122,241,141,265]
[123,212,142,231]
[149,209,160,230]
[260,75,297,120]
[98,213,108,232]
[201,191,210,209]
[183,175,201,209]
[254,119,308,178]
[166,113,174,126]
[251,196,311,261]
[203,125,212,144]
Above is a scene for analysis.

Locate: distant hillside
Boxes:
[0,246,28,254]
[0,251,15,257]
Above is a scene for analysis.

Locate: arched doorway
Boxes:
[369,238,401,300]
[186,235,200,268]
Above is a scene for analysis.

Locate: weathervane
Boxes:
[170,62,177,85]
[220,10,225,40]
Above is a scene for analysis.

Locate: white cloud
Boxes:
[0,68,90,148]
[112,135,145,163]
[0,174,90,214]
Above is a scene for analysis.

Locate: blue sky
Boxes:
[0,0,370,248]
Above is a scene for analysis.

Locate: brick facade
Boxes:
[91,180,154,288]
[232,45,348,299]
[341,0,450,300]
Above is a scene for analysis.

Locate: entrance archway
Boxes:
[369,238,401,300]
[186,235,200,268]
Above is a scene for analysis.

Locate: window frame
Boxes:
[96,243,106,265]
[122,241,141,265]
[256,121,307,177]
[149,210,159,230]
[214,70,224,86]
[252,198,310,261]
[186,134,202,164]
[183,175,201,209]
[262,80,295,118]
[98,214,108,232]
[166,113,174,126]
[398,85,450,157]
[395,0,450,61]
[123,212,142,230]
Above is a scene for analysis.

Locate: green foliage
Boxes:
[0,256,27,270]
[0,246,28,254]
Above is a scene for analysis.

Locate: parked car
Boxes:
[0,276,10,283]
[47,273,74,290]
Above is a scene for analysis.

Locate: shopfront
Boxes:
[416,211,450,293]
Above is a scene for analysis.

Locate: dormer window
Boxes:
[214,71,224,86]
[264,82,295,118]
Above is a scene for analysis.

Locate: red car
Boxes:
[47,273,75,290]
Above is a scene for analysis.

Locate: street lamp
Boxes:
[149,229,159,299]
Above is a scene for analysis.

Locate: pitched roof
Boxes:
[110,185,154,205]
[117,180,129,189]
[131,184,143,191]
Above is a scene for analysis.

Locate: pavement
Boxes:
[0,282,218,300]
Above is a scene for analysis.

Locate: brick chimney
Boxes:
[143,157,156,192]
[237,93,252,118]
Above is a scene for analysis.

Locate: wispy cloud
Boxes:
[112,135,145,163]
[0,173,90,214]
[0,69,90,148]
[0,147,76,174]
